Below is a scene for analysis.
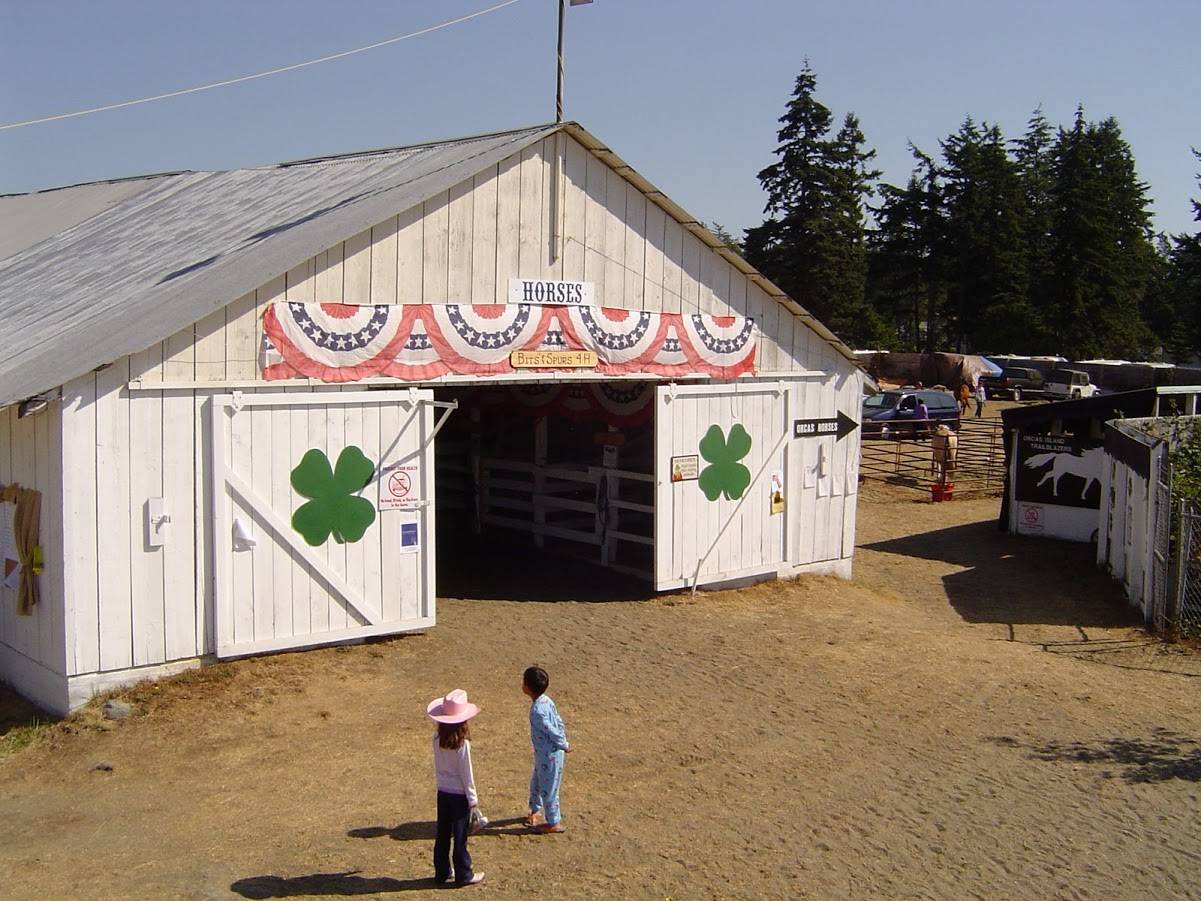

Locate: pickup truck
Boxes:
[980,366,1045,401]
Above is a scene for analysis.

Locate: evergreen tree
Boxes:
[940,118,1031,351]
[744,63,881,346]
[1047,108,1156,358]
[707,222,744,255]
[867,148,948,351]
[1140,235,1183,360]
[1159,150,1201,360]
[1013,108,1056,322]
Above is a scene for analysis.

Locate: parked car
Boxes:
[980,366,1046,401]
[862,389,961,439]
[1045,368,1099,400]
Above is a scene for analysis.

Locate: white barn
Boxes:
[0,123,866,715]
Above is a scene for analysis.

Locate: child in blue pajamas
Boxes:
[522,665,571,833]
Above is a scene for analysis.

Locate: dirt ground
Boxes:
[3,484,1201,899]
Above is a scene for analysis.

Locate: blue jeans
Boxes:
[528,750,565,825]
[434,791,474,883]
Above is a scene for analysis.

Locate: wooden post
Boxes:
[555,0,566,123]
[469,408,482,536]
[533,417,548,549]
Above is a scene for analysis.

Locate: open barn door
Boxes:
[654,381,792,591]
[210,390,447,658]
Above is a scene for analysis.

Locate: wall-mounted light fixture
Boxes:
[17,396,49,418]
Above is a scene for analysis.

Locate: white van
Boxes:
[1045,368,1099,400]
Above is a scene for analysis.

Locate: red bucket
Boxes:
[930,483,955,502]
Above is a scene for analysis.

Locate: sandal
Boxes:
[534,822,566,834]
[524,811,543,828]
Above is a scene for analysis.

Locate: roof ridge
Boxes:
[2,122,563,196]
[273,121,559,169]
[0,170,186,200]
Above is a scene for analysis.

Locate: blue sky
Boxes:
[2,0,1198,238]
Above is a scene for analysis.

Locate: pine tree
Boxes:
[1159,150,1201,360]
[867,148,948,351]
[940,118,1033,351]
[707,222,744,255]
[1013,108,1056,322]
[744,63,881,346]
[1047,107,1156,358]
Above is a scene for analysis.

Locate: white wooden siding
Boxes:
[210,391,434,658]
[0,400,66,678]
[653,372,861,589]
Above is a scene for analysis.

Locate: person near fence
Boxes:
[523,665,571,833]
[428,689,486,886]
[957,382,971,416]
[916,397,931,437]
[974,381,986,418]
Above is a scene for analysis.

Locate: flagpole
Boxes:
[556,0,566,123]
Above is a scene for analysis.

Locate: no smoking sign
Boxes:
[1018,502,1044,533]
[379,464,421,510]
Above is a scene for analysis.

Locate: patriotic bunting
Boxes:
[262,302,756,382]
[472,382,656,427]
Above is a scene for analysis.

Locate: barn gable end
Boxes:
[132,130,854,390]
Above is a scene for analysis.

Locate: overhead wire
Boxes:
[0,0,523,132]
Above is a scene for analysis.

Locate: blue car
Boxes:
[862,389,961,439]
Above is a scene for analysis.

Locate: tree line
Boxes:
[731,63,1200,362]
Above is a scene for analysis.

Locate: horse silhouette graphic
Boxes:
[1023,447,1103,500]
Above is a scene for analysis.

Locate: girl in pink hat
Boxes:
[427,689,485,886]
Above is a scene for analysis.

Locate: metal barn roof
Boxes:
[0,121,859,408]
[0,174,176,260]
[0,125,557,407]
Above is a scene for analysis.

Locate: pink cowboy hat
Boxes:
[426,689,480,724]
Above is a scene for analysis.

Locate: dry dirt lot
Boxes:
[2,486,1201,900]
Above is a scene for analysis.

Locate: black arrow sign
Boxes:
[793,411,859,440]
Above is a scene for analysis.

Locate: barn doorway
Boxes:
[432,381,656,601]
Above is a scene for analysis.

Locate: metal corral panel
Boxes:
[0,125,557,408]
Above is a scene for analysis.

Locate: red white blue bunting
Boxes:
[262,303,756,382]
[478,382,656,427]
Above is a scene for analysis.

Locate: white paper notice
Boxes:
[833,474,845,497]
[803,465,817,489]
[0,502,19,589]
[817,478,830,498]
[399,519,421,554]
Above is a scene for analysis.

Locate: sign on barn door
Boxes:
[210,391,438,658]
[654,382,791,591]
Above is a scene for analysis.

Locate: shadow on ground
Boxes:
[861,520,1141,630]
[0,689,52,740]
[349,817,529,842]
[988,728,1201,783]
[230,871,433,897]
[436,528,652,602]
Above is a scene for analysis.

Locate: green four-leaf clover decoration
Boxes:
[291,446,377,546]
[698,423,752,501]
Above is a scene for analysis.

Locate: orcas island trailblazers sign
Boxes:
[1015,435,1103,510]
[508,278,596,306]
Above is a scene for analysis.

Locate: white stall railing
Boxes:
[478,458,653,576]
